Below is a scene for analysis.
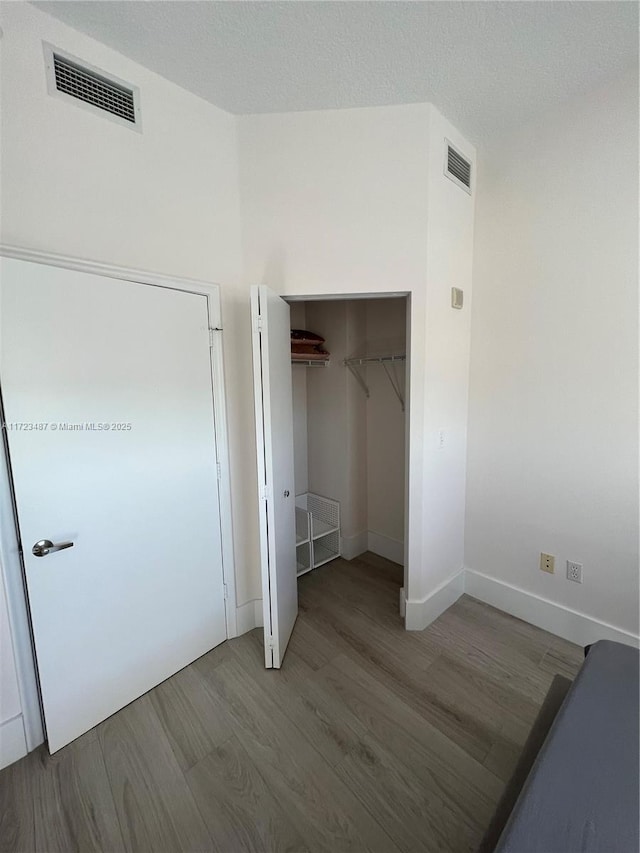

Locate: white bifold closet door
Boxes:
[250,285,298,668]
[0,256,227,752]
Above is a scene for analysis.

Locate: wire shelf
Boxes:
[313,532,340,568]
[296,540,312,576]
[295,507,310,545]
[295,493,341,572]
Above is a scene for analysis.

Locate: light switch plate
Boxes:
[451,287,464,309]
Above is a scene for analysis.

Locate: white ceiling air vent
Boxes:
[43,43,141,131]
[444,140,472,194]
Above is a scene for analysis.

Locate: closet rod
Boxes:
[343,354,406,411]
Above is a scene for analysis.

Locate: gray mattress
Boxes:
[495,639,639,853]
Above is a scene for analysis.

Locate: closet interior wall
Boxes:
[290,297,406,565]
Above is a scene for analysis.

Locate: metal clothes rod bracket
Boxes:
[343,354,406,411]
[381,360,405,412]
[345,361,370,398]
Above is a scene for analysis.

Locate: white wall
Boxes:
[366,298,406,547]
[0,4,241,284]
[344,301,369,548]
[0,2,253,766]
[466,69,639,637]
[239,104,476,613]
[289,302,309,496]
[0,2,263,605]
[420,107,476,600]
[303,300,368,551]
[304,302,348,509]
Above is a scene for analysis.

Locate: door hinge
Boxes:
[208,328,222,346]
[223,582,228,601]
[260,484,269,501]
[266,636,274,651]
[255,315,264,334]
[216,462,222,481]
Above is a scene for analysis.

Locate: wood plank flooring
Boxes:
[0,553,584,853]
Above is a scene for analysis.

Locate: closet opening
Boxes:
[288,293,409,623]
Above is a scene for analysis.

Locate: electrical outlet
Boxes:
[567,560,583,584]
[540,553,555,574]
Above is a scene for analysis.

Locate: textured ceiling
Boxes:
[33,1,638,147]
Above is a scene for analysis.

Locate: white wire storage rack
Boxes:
[291,359,330,368]
[295,492,341,576]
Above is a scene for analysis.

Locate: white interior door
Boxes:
[251,285,297,668]
[0,257,228,752]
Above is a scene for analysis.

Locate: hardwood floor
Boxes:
[0,553,584,853]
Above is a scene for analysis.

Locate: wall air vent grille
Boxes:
[444,141,472,194]
[44,44,141,131]
[54,54,135,121]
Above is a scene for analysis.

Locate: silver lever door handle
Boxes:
[32,539,74,558]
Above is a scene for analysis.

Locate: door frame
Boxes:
[284,290,412,615]
[0,244,238,752]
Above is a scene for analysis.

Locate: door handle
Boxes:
[32,539,74,558]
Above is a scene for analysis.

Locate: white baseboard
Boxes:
[237,570,638,652]
[341,531,368,561]
[235,598,263,636]
[465,569,640,649]
[405,569,465,631]
[0,714,27,770]
[367,531,404,565]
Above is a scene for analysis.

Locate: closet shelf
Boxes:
[291,359,330,367]
[343,354,406,411]
[344,354,406,365]
[311,518,339,540]
[312,538,340,569]
[296,507,310,546]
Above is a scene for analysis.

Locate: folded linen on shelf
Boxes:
[291,329,329,361]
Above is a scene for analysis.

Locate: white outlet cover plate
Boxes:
[540,553,555,574]
[566,560,583,583]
